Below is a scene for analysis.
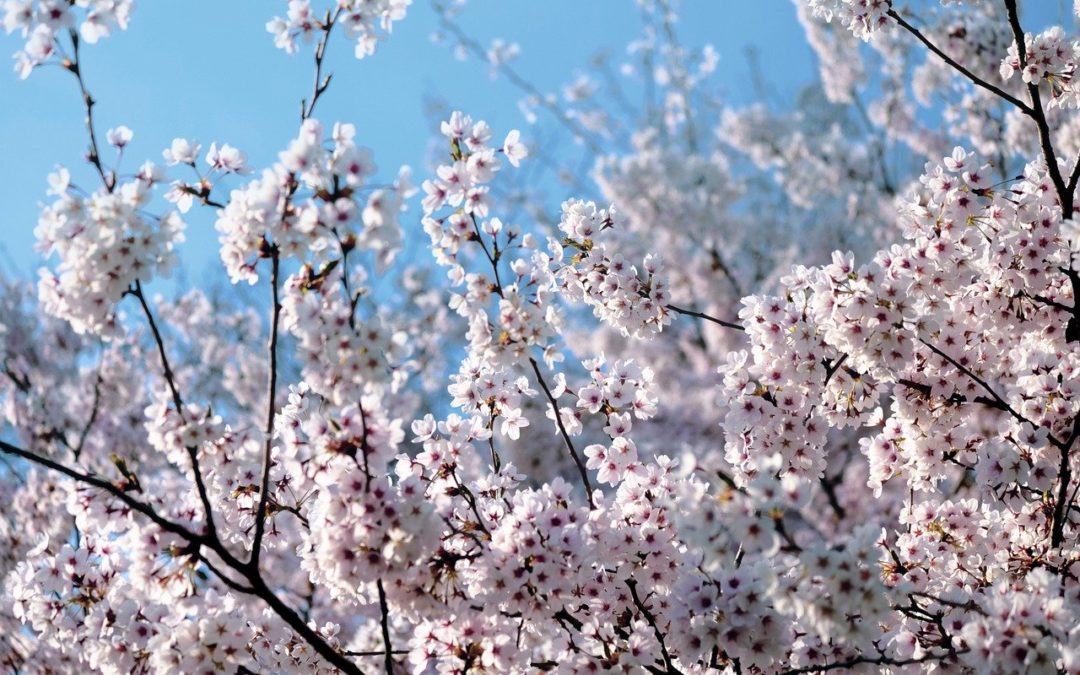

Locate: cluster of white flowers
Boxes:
[267,0,409,59]
[35,166,184,336]
[554,199,673,338]
[281,261,409,404]
[805,0,892,42]
[215,119,404,284]
[1001,26,1080,109]
[3,0,133,77]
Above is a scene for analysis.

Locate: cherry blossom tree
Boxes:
[4,0,1080,673]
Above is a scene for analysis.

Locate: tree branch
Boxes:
[1003,0,1071,213]
[666,303,745,332]
[301,7,343,121]
[626,579,683,675]
[377,579,395,675]
[886,9,1031,115]
[250,248,282,570]
[529,357,595,508]
[128,281,217,538]
[65,29,114,192]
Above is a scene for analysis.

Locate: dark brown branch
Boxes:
[777,649,962,674]
[626,579,683,675]
[377,579,395,675]
[0,438,363,674]
[1068,146,1080,200]
[73,371,103,459]
[301,7,343,121]
[128,281,217,538]
[918,337,1060,447]
[666,303,745,332]
[1052,413,1080,547]
[819,474,847,521]
[128,281,184,413]
[0,438,203,543]
[250,248,282,570]
[886,9,1030,114]
[65,30,114,192]
[1003,0,1071,213]
[529,357,595,508]
[196,550,256,594]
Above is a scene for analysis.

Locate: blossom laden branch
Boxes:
[886,8,1031,115]
[530,357,595,508]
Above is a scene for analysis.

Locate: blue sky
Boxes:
[0,1,820,282]
[0,1,1071,285]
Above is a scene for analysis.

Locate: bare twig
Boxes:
[302,7,344,121]
[65,29,114,191]
[666,303,745,331]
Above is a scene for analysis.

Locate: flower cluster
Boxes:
[554,199,673,338]
[215,119,404,284]
[3,0,133,77]
[806,0,892,42]
[267,0,410,59]
[1001,26,1080,109]
[35,166,185,336]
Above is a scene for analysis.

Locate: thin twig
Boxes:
[434,3,602,155]
[65,29,113,191]
[302,8,344,121]
[529,357,595,508]
[666,303,745,331]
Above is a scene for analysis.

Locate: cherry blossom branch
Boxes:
[73,370,103,459]
[128,281,184,412]
[666,303,745,331]
[626,579,683,675]
[819,473,847,521]
[469,213,504,292]
[376,579,395,674]
[250,247,282,570]
[777,649,962,674]
[302,7,343,121]
[127,280,218,538]
[916,337,1057,444]
[886,9,1031,115]
[1068,147,1080,200]
[0,436,364,673]
[245,573,363,674]
[63,29,113,192]
[707,247,745,299]
[529,357,595,508]
[1051,411,1080,547]
[195,550,256,594]
[0,438,203,544]
[1003,0,1071,213]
